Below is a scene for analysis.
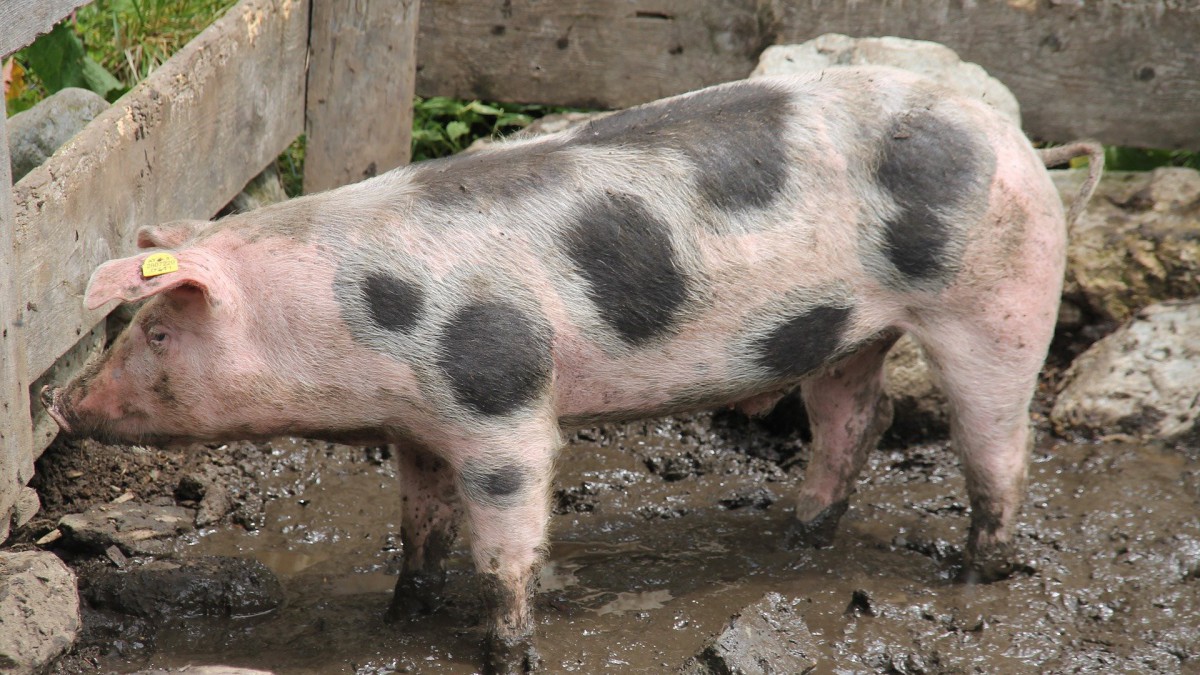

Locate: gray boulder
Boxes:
[57,502,195,556]
[1055,167,1200,326]
[7,87,109,182]
[751,34,1021,127]
[682,592,823,674]
[82,555,283,620]
[0,551,80,674]
[1051,299,1200,441]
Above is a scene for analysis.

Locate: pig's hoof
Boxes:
[385,572,444,620]
[486,633,541,674]
[784,499,848,550]
[959,542,1020,584]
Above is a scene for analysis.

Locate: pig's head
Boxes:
[41,220,307,446]
[41,233,235,444]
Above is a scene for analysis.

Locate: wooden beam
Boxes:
[0,0,93,58]
[11,0,309,384]
[304,0,421,193]
[414,0,1200,150]
[0,107,35,542]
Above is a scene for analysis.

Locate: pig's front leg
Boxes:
[455,427,558,674]
[388,444,462,618]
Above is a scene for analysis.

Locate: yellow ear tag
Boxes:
[141,252,179,278]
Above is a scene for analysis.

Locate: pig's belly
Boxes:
[551,323,801,427]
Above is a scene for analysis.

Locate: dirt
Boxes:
[7,394,1199,673]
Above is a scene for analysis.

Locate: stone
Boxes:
[176,473,234,527]
[884,334,949,441]
[82,555,283,620]
[682,592,823,674]
[751,34,1021,127]
[1055,167,1200,326]
[58,502,195,556]
[7,87,109,182]
[0,551,81,674]
[1051,299,1200,441]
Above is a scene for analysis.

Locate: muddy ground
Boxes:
[10,383,1198,674]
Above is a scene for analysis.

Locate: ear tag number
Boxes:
[142,252,179,278]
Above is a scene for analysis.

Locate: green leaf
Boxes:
[81,57,125,101]
[25,22,88,93]
[24,21,125,100]
[445,120,471,141]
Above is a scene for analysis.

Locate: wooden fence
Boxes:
[415,0,1200,150]
[2,0,1196,540]
[0,0,418,540]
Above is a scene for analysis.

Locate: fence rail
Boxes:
[414,0,1200,150]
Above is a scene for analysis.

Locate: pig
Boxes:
[43,66,1102,673]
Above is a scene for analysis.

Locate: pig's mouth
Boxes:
[40,386,74,435]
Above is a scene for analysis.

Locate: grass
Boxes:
[6,0,237,115]
[76,0,239,86]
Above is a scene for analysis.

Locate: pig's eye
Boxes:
[147,328,169,346]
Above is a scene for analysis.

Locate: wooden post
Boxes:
[0,0,93,58]
[304,0,420,194]
[0,107,35,542]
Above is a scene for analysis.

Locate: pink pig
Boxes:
[43,66,1102,672]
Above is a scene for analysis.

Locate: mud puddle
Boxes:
[28,413,1200,673]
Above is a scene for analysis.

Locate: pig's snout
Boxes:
[40,385,73,434]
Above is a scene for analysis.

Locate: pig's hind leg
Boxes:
[911,309,1048,583]
[388,444,463,618]
[786,333,899,548]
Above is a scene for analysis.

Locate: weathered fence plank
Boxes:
[0,0,93,58]
[304,0,421,193]
[11,0,308,399]
[0,108,34,541]
[414,0,1200,150]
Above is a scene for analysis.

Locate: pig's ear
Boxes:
[84,251,228,310]
[136,219,209,249]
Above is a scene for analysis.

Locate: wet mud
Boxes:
[20,409,1200,673]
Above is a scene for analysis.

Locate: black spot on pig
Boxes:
[756,304,852,379]
[565,193,688,345]
[875,107,995,282]
[460,460,526,508]
[436,301,551,416]
[363,273,424,333]
[576,81,791,212]
[410,141,567,209]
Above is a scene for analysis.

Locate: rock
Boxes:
[58,502,195,556]
[82,555,283,619]
[7,87,109,182]
[0,551,81,674]
[1055,167,1200,325]
[751,34,1021,127]
[1051,299,1200,441]
[682,592,823,674]
[884,334,949,441]
[176,473,234,527]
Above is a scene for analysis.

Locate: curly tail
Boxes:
[1037,141,1104,227]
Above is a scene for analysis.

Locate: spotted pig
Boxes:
[43,66,1102,673]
